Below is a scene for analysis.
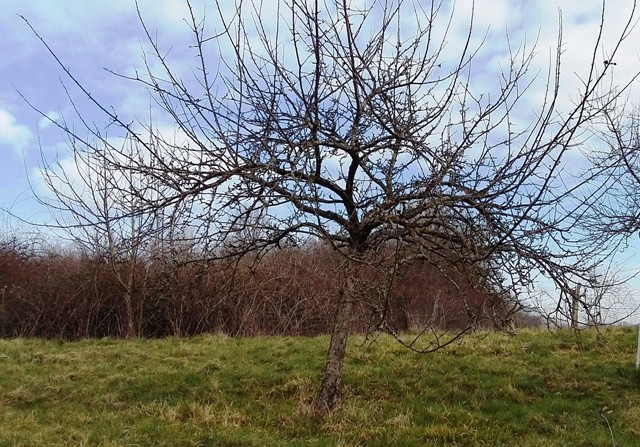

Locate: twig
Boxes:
[599,407,616,447]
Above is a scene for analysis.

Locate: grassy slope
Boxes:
[0,327,639,446]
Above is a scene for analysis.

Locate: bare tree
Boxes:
[33,132,176,338]
[581,103,640,326]
[22,0,639,418]
[589,104,640,234]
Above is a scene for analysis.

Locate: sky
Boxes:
[2,0,639,218]
[0,0,195,226]
[1,0,640,321]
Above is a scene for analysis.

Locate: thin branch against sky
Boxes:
[1,1,637,210]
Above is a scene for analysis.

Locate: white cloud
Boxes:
[37,111,60,130]
[0,108,33,154]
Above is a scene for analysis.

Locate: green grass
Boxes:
[1,327,640,446]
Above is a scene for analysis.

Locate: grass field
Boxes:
[1,327,639,446]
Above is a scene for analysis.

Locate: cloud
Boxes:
[37,111,60,130]
[0,108,33,154]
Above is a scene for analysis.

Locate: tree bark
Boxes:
[312,275,355,419]
[571,283,581,330]
[122,263,137,338]
[123,290,136,338]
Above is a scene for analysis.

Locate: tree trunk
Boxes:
[571,283,581,330]
[122,263,137,338]
[312,275,355,419]
[123,290,136,338]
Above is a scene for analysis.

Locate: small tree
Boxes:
[23,0,639,417]
[34,133,175,337]
[590,104,640,235]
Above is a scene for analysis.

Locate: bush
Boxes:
[0,236,529,339]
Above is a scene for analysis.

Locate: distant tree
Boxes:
[582,102,640,325]
[23,0,639,418]
[33,133,180,338]
[589,104,640,234]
